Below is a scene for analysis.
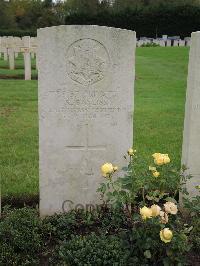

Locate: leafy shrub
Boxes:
[59,233,128,266]
[121,221,191,265]
[183,189,200,252]
[0,29,36,37]
[190,218,200,251]
[0,207,50,265]
[0,150,198,265]
[65,4,200,38]
[98,151,192,265]
[44,207,129,242]
[98,152,190,208]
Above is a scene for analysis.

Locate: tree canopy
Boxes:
[0,0,200,37]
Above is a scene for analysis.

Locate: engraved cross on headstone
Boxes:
[65,124,106,176]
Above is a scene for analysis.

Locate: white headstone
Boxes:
[15,37,22,53]
[182,31,200,199]
[179,40,185,47]
[2,37,8,61]
[22,36,31,80]
[8,37,15,70]
[173,40,179,47]
[153,39,159,45]
[162,35,168,41]
[137,40,144,47]
[159,40,166,47]
[185,38,191,47]
[38,25,136,216]
[166,40,171,47]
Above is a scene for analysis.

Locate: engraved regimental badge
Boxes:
[67,39,109,86]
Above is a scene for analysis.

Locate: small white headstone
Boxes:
[8,36,15,70]
[179,40,185,47]
[2,37,8,61]
[166,40,171,47]
[22,36,31,80]
[173,40,179,47]
[38,25,136,216]
[159,40,165,47]
[162,35,168,41]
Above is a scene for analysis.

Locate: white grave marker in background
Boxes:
[21,36,31,80]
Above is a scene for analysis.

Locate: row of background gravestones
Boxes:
[0,26,198,217]
[0,35,191,81]
[0,36,37,80]
[137,37,191,47]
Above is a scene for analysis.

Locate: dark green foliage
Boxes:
[0,207,50,265]
[183,194,200,252]
[0,29,36,37]
[0,0,16,29]
[121,222,190,265]
[44,207,129,242]
[65,4,200,38]
[59,233,128,266]
[1,1,200,37]
[190,218,200,251]
[0,206,196,265]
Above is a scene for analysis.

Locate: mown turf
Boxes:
[134,47,189,166]
[0,47,189,200]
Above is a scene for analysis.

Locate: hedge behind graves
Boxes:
[65,4,200,38]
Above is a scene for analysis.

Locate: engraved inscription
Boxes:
[66,39,109,86]
[40,89,125,120]
[192,103,200,110]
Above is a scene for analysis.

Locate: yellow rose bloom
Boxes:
[127,148,134,156]
[101,163,114,177]
[154,156,164,166]
[154,157,164,165]
[149,166,157,171]
[153,171,160,177]
[163,154,170,164]
[164,202,178,215]
[154,153,170,166]
[113,166,118,172]
[140,206,152,220]
[151,204,161,217]
[160,211,169,224]
[160,228,173,243]
[152,153,161,159]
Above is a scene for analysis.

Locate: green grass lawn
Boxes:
[0,47,189,201]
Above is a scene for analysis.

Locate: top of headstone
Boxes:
[37,25,136,35]
[191,31,200,36]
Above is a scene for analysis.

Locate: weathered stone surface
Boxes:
[179,40,185,47]
[38,25,136,216]
[182,31,200,199]
[8,36,15,70]
[22,36,31,80]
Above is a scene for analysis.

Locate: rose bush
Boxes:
[97,149,193,264]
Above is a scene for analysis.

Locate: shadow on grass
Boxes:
[2,194,39,208]
[0,65,37,70]
[0,74,38,80]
